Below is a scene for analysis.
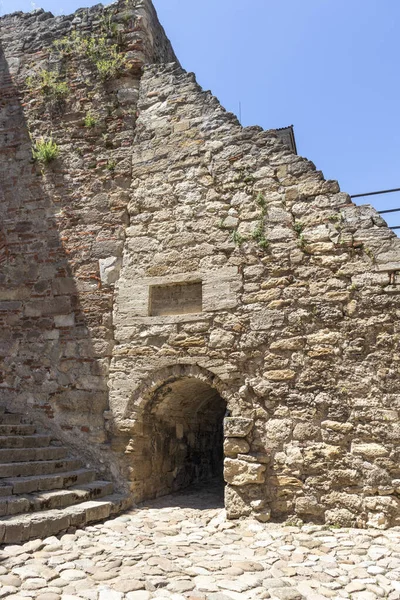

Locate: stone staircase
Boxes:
[0,406,130,544]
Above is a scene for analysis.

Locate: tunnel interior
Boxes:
[140,377,227,500]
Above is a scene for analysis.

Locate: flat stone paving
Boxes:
[1,483,400,600]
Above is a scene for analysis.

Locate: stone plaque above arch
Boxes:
[115,267,241,327]
[149,280,202,316]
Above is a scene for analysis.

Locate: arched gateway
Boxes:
[140,376,226,499]
[116,365,234,504]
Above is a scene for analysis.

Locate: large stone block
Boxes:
[351,443,389,459]
[325,508,356,528]
[99,257,122,286]
[264,370,296,381]
[209,329,235,348]
[250,309,285,331]
[224,438,250,457]
[224,418,253,438]
[224,458,266,486]
[225,485,252,519]
[295,496,324,516]
[270,475,303,490]
[265,419,293,443]
[321,420,354,434]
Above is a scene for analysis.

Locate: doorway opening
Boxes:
[140,377,226,501]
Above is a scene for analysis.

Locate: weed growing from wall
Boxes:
[252,222,269,250]
[31,136,60,164]
[54,28,126,81]
[26,69,69,100]
[100,11,119,37]
[234,167,255,185]
[231,229,245,246]
[363,246,376,262]
[292,220,308,251]
[85,37,126,80]
[252,192,269,250]
[298,233,307,250]
[84,112,97,128]
[293,221,304,235]
[106,159,117,172]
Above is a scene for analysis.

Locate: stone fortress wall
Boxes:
[1,0,400,528]
[0,0,177,484]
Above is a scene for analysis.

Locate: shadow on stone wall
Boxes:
[0,42,114,479]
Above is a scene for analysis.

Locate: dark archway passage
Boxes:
[140,377,226,500]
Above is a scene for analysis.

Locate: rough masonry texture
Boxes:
[1,0,400,530]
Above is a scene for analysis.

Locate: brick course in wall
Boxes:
[1,0,400,527]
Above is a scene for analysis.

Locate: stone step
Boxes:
[3,468,96,494]
[0,484,13,497]
[0,458,82,478]
[107,493,133,516]
[0,434,52,448]
[0,413,23,425]
[0,446,68,463]
[0,493,132,544]
[0,480,114,517]
[0,424,36,436]
[0,405,5,414]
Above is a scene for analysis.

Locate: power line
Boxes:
[351,187,400,199]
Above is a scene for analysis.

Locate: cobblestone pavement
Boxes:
[1,483,400,600]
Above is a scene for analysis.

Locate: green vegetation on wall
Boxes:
[31,136,60,164]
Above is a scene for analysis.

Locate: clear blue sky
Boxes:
[1,0,400,228]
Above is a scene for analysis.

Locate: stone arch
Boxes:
[125,364,230,502]
[124,363,232,420]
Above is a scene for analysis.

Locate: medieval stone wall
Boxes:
[0,0,176,483]
[1,0,400,526]
[110,63,400,526]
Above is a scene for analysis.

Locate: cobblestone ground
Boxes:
[1,483,400,600]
